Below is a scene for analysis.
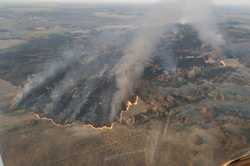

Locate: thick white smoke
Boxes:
[110,0,224,120]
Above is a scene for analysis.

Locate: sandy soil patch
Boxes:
[0,40,26,50]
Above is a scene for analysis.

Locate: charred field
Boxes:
[1,4,250,166]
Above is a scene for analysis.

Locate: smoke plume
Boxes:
[110,1,181,120]
[180,0,225,47]
[110,0,224,120]
[14,48,83,108]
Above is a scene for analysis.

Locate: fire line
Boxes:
[32,96,139,130]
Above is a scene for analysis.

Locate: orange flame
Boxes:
[32,113,113,130]
[31,96,139,131]
[220,60,226,67]
[126,96,139,111]
[32,113,72,128]
[84,124,114,130]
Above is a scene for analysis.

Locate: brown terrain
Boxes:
[1,59,250,166]
[1,6,250,166]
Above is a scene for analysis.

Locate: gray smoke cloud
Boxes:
[110,0,224,120]
[180,0,225,47]
[13,44,85,108]
[110,1,182,120]
[13,29,110,109]
[13,0,224,123]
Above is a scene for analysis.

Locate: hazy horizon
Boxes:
[1,0,250,6]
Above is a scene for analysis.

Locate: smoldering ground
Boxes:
[110,0,225,121]
[13,29,129,126]
[14,0,225,126]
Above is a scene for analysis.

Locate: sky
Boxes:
[1,0,250,6]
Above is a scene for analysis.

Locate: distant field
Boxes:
[94,12,136,19]
[0,40,26,50]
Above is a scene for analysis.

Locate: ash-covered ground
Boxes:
[1,3,250,166]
